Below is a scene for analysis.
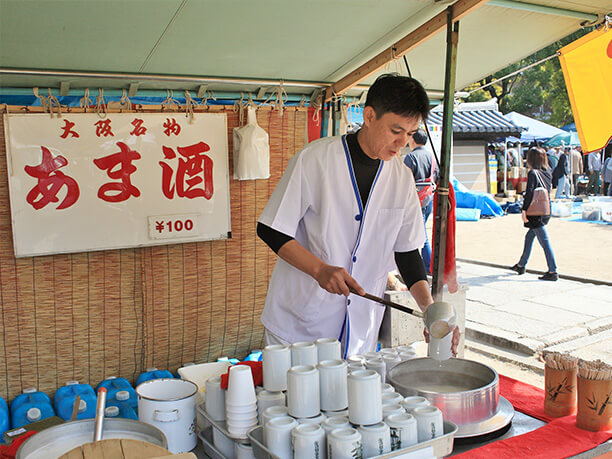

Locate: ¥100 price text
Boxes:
[155,218,195,233]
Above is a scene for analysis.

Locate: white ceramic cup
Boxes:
[226,365,257,406]
[315,338,341,362]
[213,426,236,459]
[235,442,256,459]
[379,348,398,356]
[402,396,431,413]
[382,392,404,406]
[298,412,327,425]
[347,369,382,426]
[291,342,318,366]
[365,359,386,384]
[382,403,405,418]
[348,363,365,373]
[322,409,349,418]
[358,422,391,457]
[205,376,226,421]
[346,355,366,365]
[262,405,289,428]
[257,390,286,425]
[385,412,418,450]
[398,351,418,362]
[265,416,298,459]
[327,428,362,459]
[395,344,417,353]
[318,359,348,412]
[321,416,350,434]
[381,354,401,372]
[363,352,381,360]
[292,423,326,459]
[412,405,444,442]
[428,331,453,361]
[263,344,292,392]
[381,383,395,394]
[287,365,320,418]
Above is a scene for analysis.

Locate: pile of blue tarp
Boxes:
[452,177,504,218]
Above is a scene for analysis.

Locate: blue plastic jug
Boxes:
[54,381,97,421]
[104,398,138,420]
[136,368,174,386]
[0,396,9,444]
[10,388,55,428]
[97,377,137,410]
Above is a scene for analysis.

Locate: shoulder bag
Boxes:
[526,170,550,216]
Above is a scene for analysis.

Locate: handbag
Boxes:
[526,170,550,216]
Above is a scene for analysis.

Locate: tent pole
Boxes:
[504,138,508,194]
[431,7,459,301]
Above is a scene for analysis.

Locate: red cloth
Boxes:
[307,107,322,143]
[431,183,458,293]
[452,374,612,458]
[0,431,37,459]
[220,361,263,389]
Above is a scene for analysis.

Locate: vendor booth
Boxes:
[1,0,611,457]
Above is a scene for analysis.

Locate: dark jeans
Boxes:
[587,171,600,195]
[421,198,433,273]
[518,226,557,273]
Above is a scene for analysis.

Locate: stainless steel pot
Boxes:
[16,418,167,459]
[388,358,508,437]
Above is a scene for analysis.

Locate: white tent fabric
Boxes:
[505,111,566,141]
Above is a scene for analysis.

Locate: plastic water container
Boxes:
[135,368,174,386]
[0,396,9,444]
[104,399,138,420]
[54,381,97,421]
[10,388,55,428]
[97,377,137,409]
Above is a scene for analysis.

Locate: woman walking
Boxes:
[511,147,558,281]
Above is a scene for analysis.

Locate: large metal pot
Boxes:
[16,418,167,459]
[388,358,505,436]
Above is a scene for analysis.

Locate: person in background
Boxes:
[507,144,520,167]
[587,148,602,195]
[547,147,559,171]
[570,146,583,194]
[403,129,439,274]
[552,147,571,199]
[602,143,612,196]
[511,147,558,281]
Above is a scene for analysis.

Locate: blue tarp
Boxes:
[452,177,504,217]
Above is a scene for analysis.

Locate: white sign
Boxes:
[4,113,231,257]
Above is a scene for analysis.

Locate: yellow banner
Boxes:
[559,27,612,153]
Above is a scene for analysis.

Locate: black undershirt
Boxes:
[256,132,427,288]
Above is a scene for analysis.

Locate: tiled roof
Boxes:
[427,109,524,136]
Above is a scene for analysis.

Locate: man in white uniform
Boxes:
[257,75,458,356]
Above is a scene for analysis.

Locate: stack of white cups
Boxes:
[261,344,291,425]
[225,365,258,439]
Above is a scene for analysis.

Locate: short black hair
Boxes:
[412,129,428,146]
[365,74,429,121]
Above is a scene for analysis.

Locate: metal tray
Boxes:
[198,426,229,459]
[247,421,458,459]
[198,402,251,444]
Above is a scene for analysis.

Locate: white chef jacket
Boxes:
[259,135,425,356]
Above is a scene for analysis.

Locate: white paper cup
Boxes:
[365,359,386,384]
[321,416,350,434]
[347,369,382,426]
[385,412,418,450]
[262,405,289,428]
[265,416,298,459]
[381,392,404,406]
[327,428,362,459]
[226,365,257,406]
[298,412,327,425]
[315,338,341,362]
[381,383,395,394]
[263,344,292,392]
[402,396,431,413]
[291,342,318,366]
[346,355,366,365]
[235,442,256,459]
[318,359,348,412]
[205,376,226,421]
[213,426,236,459]
[287,365,320,418]
[292,423,326,459]
[382,403,405,418]
[428,332,453,361]
[412,405,443,442]
[226,409,258,421]
[257,390,286,425]
[358,422,391,457]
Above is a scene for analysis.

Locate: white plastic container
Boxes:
[551,201,572,217]
[601,203,612,222]
[177,361,232,405]
[582,203,602,221]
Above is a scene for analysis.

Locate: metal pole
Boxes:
[431,7,459,300]
[504,138,508,194]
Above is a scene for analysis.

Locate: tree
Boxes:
[463,28,593,127]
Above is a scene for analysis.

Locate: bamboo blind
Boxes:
[0,106,307,399]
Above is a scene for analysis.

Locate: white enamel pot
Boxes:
[137,378,198,453]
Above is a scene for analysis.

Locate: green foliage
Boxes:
[463,28,593,127]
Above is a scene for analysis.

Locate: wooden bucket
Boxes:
[544,366,577,417]
[576,376,612,432]
[59,439,172,459]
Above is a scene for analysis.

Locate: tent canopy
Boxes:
[505,111,566,141]
[1,0,611,100]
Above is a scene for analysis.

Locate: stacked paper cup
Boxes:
[225,365,258,438]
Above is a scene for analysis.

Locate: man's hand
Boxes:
[423,325,460,357]
[315,264,365,297]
